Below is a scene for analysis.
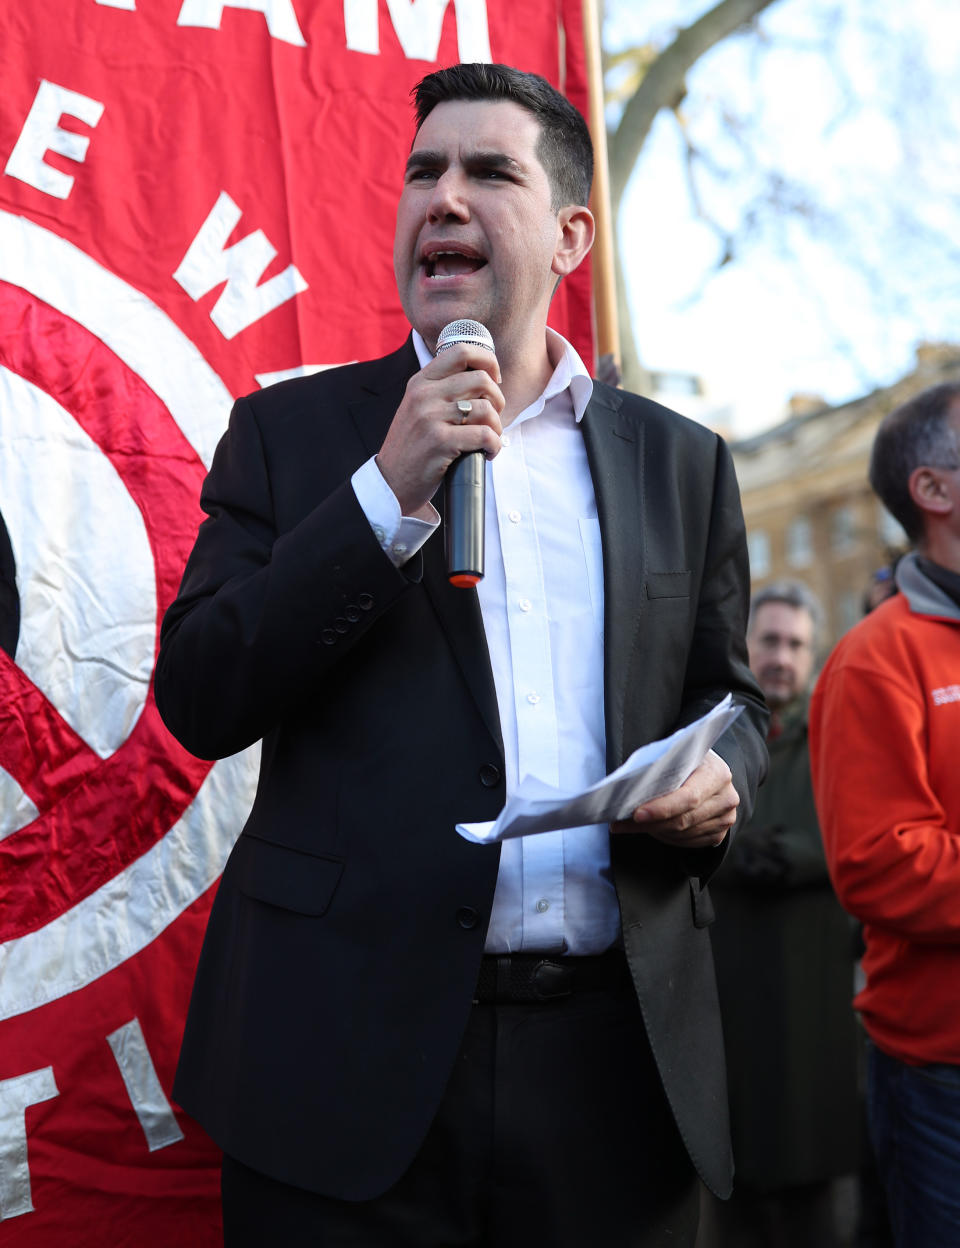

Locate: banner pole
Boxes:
[581,0,620,370]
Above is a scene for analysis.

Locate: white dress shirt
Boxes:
[351,330,620,955]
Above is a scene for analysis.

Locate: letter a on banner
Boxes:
[177,0,307,45]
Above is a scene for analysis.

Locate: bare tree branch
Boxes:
[602,0,960,406]
[608,0,780,207]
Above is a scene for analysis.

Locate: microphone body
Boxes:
[436,320,495,589]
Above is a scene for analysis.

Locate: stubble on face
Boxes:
[392,99,564,363]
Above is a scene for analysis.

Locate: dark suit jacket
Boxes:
[155,339,767,1202]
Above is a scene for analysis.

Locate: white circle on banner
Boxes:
[0,212,259,1022]
[1,367,154,759]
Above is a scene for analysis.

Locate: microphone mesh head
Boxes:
[436,319,495,353]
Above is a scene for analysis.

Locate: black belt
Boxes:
[474,950,630,1004]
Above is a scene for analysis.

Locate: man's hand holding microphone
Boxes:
[376,320,503,587]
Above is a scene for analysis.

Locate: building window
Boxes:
[831,505,857,554]
[786,516,813,567]
[748,530,771,578]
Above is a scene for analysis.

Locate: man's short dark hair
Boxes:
[869,383,960,543]
[748,579,823,646]
[412,63,593,211]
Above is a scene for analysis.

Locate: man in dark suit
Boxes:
[156,63,767,1248]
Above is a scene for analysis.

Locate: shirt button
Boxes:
[501,434,511,447]
[536,899,550,914]
[478,763,502,788]
[527,692,540,705]
[518,598,532,612]
[456,906,479,930]
[391,541,408,557]
[373,525,386,543]
[508,510,522,524]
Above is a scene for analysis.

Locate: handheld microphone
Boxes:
[436,319,495,589]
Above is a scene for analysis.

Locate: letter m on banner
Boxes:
[345,0,492,61]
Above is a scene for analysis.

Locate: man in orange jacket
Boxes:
[809,381,960,1248]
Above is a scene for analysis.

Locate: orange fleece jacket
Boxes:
[809,554,960,1065]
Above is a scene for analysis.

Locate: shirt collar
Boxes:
[411,327,594,423]
[916,555,960,610]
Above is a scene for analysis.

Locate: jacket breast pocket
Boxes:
[232,833,344,916]
[646,571,691,601]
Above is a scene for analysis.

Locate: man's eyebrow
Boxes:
[403,149,526,176]
[404,150,445,174]
[462,150,525,173]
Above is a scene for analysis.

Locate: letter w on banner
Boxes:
[0,1,593,1241]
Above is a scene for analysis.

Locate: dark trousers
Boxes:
[697,1179,848,1248]
[222,977,699,1247]
[867,1042,960,1248]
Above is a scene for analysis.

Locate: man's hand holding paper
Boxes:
[457,696,742,848]
[616,749,739,849]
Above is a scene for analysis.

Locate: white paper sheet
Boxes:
[457,694,743,845]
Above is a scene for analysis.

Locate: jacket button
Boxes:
[344,605,360,622]
[478,763,501,788]
[357,593,374,610]
[320,628,337,646]
[334,617,349,633]
[456,906,479,930]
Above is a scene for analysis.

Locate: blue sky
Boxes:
[604,0,960,435]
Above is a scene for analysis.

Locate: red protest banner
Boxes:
[0,1,593,1241]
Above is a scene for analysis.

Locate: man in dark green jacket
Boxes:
[703,581,860,1247]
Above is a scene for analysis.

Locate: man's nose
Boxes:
[427,170,469,222]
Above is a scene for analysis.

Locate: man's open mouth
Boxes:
[424,250,486,278]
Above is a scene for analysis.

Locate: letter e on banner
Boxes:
[5,81,104,200]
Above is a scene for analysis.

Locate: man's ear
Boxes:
[908,465,953,518]
[552,205,595,278]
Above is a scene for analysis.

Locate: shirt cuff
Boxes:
[351,456,439,567]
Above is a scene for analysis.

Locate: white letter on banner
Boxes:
[173,191,309,340]
[4,81,105,200]
[177,0,307,46]
[344,0,491,62]
[107,1019,185,1152]
[0,1068,59,1221]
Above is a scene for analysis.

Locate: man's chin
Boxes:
[404,291,495,350]
[411,308,470,354]
[759,684,795,710]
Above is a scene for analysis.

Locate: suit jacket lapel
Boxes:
[346,339,419,459]
[420,502,503,757]
[580,382,647,769]
[347,338,503,757]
